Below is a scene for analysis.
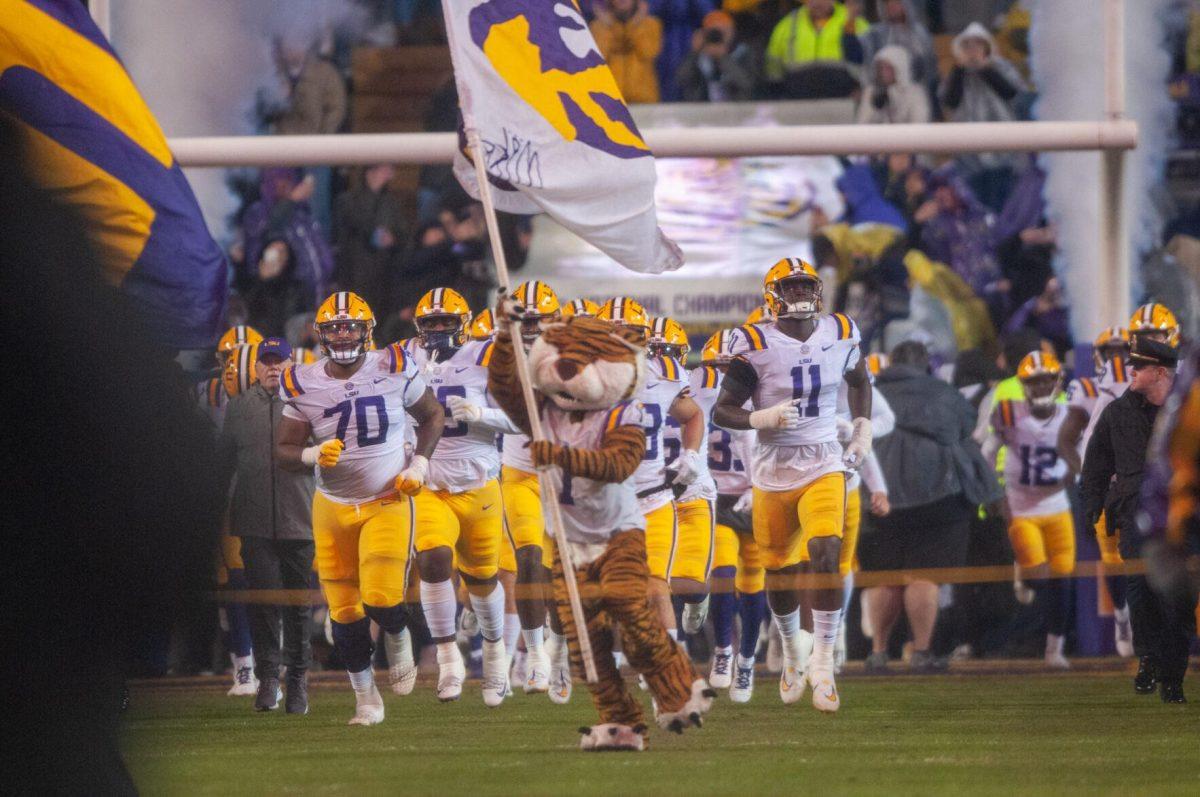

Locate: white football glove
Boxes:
[733,490,754,514]
[395,454,429,496]
[672,448,703,486]
[842,417,873,470]
[446,394,483,424]
[748,398,802,430]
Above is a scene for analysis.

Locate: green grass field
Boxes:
[124,667,1199,796]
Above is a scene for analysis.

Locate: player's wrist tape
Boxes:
[405,454,429,477]
[301,445,321,467]
[850,416,873,448]
[748,404,788,429]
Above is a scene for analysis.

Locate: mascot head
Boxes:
[528,316,645,411]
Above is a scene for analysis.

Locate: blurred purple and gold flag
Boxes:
[0,0,226,349]
[443,0,683,274]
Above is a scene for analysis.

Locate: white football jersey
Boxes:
[730,315,862,491]
[633,355,689,514]
[501,432,535,472]
[280,347,425,504]
[424,339,506,492]
[837,376,892,491]
[538,399,647,545]
[663,365,719,502]
[991,399,1070,517]
[691,365,752,496]
[1070,357,1131,457]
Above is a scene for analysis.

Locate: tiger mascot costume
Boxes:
[488,308,714,751]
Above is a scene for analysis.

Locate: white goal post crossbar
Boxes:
[169,120,1138,168]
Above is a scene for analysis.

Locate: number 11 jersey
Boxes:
[729,315,861,491]
[281,346,426,504]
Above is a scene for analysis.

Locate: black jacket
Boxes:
[1081,388,1160,539]
[874,365,1002,511]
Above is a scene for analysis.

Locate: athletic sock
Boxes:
[436,640,460,666]
[469,583,506,643]
[231,653,254,672]
[503,612,521,657]
[348,666,374,693]
[709,566,737,647]
[522,626,545,653]
[738,591,767,660]
[773,608,802,663]
[420,579,457,639]
[811,609,842,667]
[1114,603,1131,625]
[841,571,855,616]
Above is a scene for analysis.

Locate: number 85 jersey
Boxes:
[729,315,861,491]
[280,346,426,504]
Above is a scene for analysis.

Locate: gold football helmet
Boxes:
[866,352,890,376]
[701,329,737,367]
[511,280,562,342]
[562,298,601,318]
[763,258,821,320]
[215,325,263,366]
[313,292,375,365]
[598,296,651,342]
[1017,351,1063,409]
[470,308,496,340]
[1128,303,1180,348]
[415,287,472,355]
[1092,326,1130,373]
[648,317,690,360]
[222,343,259,398]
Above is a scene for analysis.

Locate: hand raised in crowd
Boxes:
[290,174,315,203]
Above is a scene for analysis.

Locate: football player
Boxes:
[562,298,601,318]
[600,299,708,643]
[470,308,496,340]
[652,318,717,638]
[713,258,873,713]
[203,343,260,697]
[489,281,562,697]
[692,329,766,702]
[215,324,263,367]
[986,352,1075,668]
[412,287,523,706]
[275,292,444,725]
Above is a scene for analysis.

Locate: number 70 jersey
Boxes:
[729,314,861,448]
[280,347,427,504]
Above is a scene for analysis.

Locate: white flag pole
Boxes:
[464,126,599,685]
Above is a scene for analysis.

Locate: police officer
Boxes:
[1081,337,1182,702]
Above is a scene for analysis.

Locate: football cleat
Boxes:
[1045,634,1070,670]
[229,664,258,697]
[1160,681,1187,704]
[779,663,806,704]
[709,645,733,690]
[546,633,573,704]
[730,655,755,704]
[654,679,716,734]
[348,685,385,726]
[681,596,709,636]
[384,628,418,696]
[436,645,467,702]
[524,646,551,694]
[1114,614,1134,658]
[807,662,840,713]
[481,639,510,707]
[285,670,308,715]
[1134,656,1158,695]
[579,723,646,752]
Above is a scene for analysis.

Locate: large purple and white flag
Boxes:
[442,0,683,274]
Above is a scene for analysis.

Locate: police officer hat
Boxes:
[1128,336,1179,368]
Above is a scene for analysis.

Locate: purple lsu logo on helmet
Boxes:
[468,0,651,160]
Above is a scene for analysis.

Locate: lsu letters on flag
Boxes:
[0,0,226,349]
[443,0,683,275]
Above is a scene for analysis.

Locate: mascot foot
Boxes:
[654,679,717,734]
[578,723,646,752]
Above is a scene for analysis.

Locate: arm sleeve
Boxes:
[977,64,1019,101]
[401,371,427,407]
[870,388,895,438]
[475,391,524,435]
[559,423,646,483]
[939,66,966,110]
[485,332,533,435]
[1080,405,1116,522]
[861,451,887,494]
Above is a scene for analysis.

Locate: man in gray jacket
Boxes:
[219,337,316,714]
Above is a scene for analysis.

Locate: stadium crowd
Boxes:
[148,0,1200,717]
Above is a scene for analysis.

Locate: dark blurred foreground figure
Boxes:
[1082,337,1184,702]
[0,122,222,792]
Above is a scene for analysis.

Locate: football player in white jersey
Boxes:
[491,281,562,698]
[412,287,523,706]
[985,352,1075,669]
[600,299,708,642]
[275,292,443,725]
[652,318,718,638]
[689,330,767,702]
[713,258,873,713]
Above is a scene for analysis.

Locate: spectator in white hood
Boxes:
[860,0,936,84]
[856,45,931,124]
